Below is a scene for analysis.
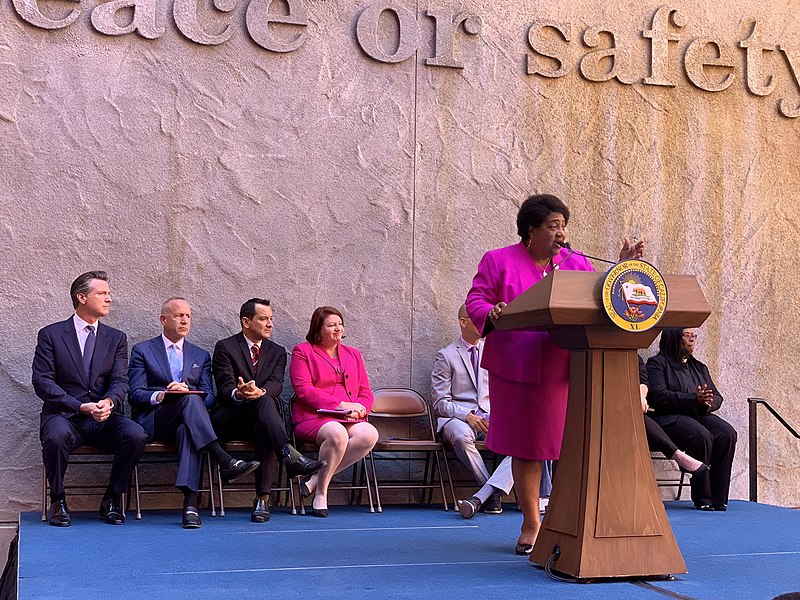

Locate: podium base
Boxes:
[529,349,687,579]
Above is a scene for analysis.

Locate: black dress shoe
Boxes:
[694,503,714,511]
[220,459,260,484]
[285,454,326,479]
[48,499,71,527]
[310,507,329,518]
[182,506,202,529]
[482,491,504,514]
[251,497,270,523]
[712,503,728,512]
[99,497,125,524]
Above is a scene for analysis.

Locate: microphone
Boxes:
[556,241,617,266]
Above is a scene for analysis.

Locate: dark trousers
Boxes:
[644,415,678,458]
[213,395,288,495]
[41,413,147,500]
[152,396,218,492]
[656,413,737,506]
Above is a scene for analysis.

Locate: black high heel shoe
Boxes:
[681,463,709,476]
[515,543,533,555]
[300,475,314,499]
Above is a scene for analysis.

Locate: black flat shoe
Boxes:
[48,499,71,527]
[182,506,202,529]
[694,503,714,511]
[99,497,125,525]
[310,507,329,518]
[712,503,728,512]
[515,543,533,555]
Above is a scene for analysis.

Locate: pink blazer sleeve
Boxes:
[465,251,498,336]
[289,343,341,411]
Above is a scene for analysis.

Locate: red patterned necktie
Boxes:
[251,344,259,367]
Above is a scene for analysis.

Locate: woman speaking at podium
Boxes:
[466,194,643,555]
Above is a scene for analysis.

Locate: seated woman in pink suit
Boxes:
[466,193,644,555]
[290,306,378,517]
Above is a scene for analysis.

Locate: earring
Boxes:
[526,238,532,251]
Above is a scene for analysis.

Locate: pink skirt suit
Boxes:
[466,242,593,460]
[290,341,375,443]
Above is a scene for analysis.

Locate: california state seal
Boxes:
[602,260,668,332]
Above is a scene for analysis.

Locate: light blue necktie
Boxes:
[167,344,182,383]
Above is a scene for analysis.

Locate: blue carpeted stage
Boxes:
[18,501,800,600]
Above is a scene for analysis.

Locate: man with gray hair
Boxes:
[33,271,147,526]
[128,297,259,528]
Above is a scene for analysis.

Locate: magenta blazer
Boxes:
[290,341,374,427]
[466,241,593,384]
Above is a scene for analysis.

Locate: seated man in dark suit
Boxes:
[212,298,325,523]
[32,271,147,526]
[128,297,259,528]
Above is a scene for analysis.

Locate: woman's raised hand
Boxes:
[619,238,645,261]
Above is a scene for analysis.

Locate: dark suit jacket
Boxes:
[211,332,287,424]
[32,316,129,425]
[645,353,724,426]
[128,336,216,439]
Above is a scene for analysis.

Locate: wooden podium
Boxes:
[494,270,710,579]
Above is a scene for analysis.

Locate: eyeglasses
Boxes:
[682,333,698,340]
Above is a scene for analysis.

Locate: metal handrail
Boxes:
[748,397,800,502]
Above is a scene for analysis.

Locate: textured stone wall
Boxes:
[1,0,799,538]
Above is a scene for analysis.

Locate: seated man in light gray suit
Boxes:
[431,304,515,518]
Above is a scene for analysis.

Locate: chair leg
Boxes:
[216,464,226,517]
[205,453,217,517]
[134,466,142,520]
[296,475,307,515]
[41,464,47,522]
[276,459,285,508]
[349,462,359,506]
[432,450,450,511]
[288,477,297,515]
[368,452,382,513]
[421,453,432,504]
[360,458,375,513]
[354,462,364,506]
[442,450,457,509]
[677,469,686,501]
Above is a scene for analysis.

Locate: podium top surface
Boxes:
[494,270,710,332]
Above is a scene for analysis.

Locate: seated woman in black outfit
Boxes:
[638,355,708,476]
[646,328,737,511]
